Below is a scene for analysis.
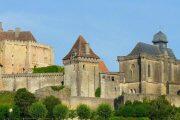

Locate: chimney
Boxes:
[0,22,3,32]
[85,43,90,55]
[15,27,21,37]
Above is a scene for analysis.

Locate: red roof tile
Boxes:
[99,60,109,73]
[0,31,36,42]
[63,35,100,60]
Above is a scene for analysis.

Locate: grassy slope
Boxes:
[0,91,15,105]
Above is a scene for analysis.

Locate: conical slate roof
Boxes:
[152,31,168,43]
[63,35,100,60]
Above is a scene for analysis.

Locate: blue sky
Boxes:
[1,0,180,71]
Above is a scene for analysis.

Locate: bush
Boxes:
[29,102,48,119]
[53,104,69,119]
[33,65,64,73]
[68,110,77,119]
[14,88,36,117]
[97,103,113,120]
[51,85,65,91]
[43,95,61,118]
[95,87,101,97]
[76,104,91,120]
[0,104,9,119]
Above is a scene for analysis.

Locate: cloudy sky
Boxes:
[1,0,180,71]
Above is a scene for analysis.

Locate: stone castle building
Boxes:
[101,31,180,98]
[0,22,54,74]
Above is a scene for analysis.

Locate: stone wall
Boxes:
[0,73,63,93]
[123,94,180,107]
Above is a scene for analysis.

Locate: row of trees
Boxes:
[0,88,179,119]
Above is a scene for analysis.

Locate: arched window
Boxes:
[130,64,135,80]
[148,64,151,77]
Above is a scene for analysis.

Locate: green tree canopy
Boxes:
[14,88,36,117]
[43,95,61,118]
[97,103,113,120]
[29,102,48,119]
[76,104,91,120]
[53,104,69,120]
[0,104,9,119]
[33,65,64,73]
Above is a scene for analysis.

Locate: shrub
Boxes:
[95,87,101,97]
[0,104,9,119]
[53,104,69,119]
[97,103,113,120]
[76,104,91,120]
[33,65,64,73]
[51,85,65,91]
[14,88,36,117]
[43,95,61,118]
[29,102,48,119]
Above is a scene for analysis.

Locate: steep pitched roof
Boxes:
[98,60,109,73]
[0,31,36,42]
[129,42,176,59]
[63,35,100,60]
[153,31,168,43]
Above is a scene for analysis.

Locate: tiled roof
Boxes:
[0,31,36,42]
[98,60,109,73]
[153,31,168,43]
[63,35,100,60]
[129,42,176,59]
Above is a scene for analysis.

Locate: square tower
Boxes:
[63,36,100,97]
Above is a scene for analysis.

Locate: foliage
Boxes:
[95,87,101,97]
[14,88,36,117]
[96,103,113,120]
[29,102,48,119]
[53,104,69,119]
[149,95,176,120]
[33,65,64,73]
[76,104,91,120]
[0,91,15,105]
[9,105,21,119]
[68,110,77,119]
[0,104,9,119]
[43,95,61,118]
[51,85,65,91]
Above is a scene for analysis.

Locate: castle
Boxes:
[0,23,179,107]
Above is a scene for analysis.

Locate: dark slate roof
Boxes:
[0,31,36,42]
[63,35,100,60]
[128,42,176,59]
[152,31,168,43]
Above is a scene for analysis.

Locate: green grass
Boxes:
[0,91,15,105]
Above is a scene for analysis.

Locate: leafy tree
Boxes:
[43,95,61,118]
[53,104,69,120]
[29,102,48,119]
[95,87,101,97]
[9,105,21,119]
[97,103,113,120]
[76,104,91,120]
[68,110,77,119]
[14,88,36,117]
[149,95,176,120]
[0,104,9,119]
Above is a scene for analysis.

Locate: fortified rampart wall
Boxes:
[0,73,64,93]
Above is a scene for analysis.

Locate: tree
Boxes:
[53,104,69,120]
[9,105,21,119]
[76,104,91,120]
[0,104,9,119]
[149,95,176,120]
[97,103,113,120]
[29,102,48,119]
[95,87,101,97]
[14,88,36,117]
[43,95,61,118]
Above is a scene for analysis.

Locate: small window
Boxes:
[115,87,117,91]
[177,90,180,95]
[12,64,14,66]
[61,81,64,86]
[148,64,151,77]
[12,55,14,57]
[111,76,115,81]
[83,64,85,69]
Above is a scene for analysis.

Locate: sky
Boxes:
[0,0,180,71]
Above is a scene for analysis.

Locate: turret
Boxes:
[152,31,168,49]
